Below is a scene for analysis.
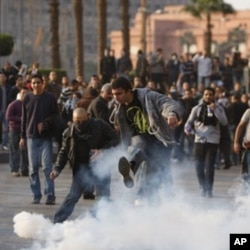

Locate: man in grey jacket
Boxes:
[110,77,183,202]
[184,87,228,197]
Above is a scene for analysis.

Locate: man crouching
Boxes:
[50,107,119,223]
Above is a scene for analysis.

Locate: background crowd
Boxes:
[0,47,250,201]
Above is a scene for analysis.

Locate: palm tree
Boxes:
[49,0,61,68]
[120,0,130,55]
[97,0,107,76]
[228,26,247,52]
[140,0,147,53]
[180,31,196,54]
[183,0,235,56]
[73,0,84,77]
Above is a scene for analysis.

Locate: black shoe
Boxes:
[83,193,96,200]
[45,196,56,205]
[118,157,134,188]
[31,197,41,204]
[21,171,29,177]
[223,164,231,170]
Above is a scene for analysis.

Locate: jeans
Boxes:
[194,142,218,192]
[198,76,211,88]
[27,138,54,199]
[242,149,250,175]
[0,111,8,147]
[9,131,29,173]
[127,134,173,198]
[54,164,95,223]
[150,73,165,93]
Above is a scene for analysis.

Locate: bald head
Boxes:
[73,107,88,123]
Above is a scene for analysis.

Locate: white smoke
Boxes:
[14,193,250,250]
[13,147,250,250]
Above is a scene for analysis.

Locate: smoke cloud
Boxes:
[13,147,250,250]
[13,195,250,250]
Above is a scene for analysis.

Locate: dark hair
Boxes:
[15,60,22,67]
[15,74,23,81]
[31,74,43,82]
[203,87,215,95]
[71,79,78,85]
[111,77,132,91]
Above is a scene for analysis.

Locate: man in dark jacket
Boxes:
[87,83,113,125]
[50,107,119,223]
[100,48,116,85]
[86,83,114,198]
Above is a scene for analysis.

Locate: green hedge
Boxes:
[0,34,14,56]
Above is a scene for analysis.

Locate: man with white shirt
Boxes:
[193,52,212,87]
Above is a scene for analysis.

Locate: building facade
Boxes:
[110,5,250,66]
[0,0,188,79]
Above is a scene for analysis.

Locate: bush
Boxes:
[0,34,14,56]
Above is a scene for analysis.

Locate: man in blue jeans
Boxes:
[6,87,29,176]
[20,74,59,205]
[50,107,119,223]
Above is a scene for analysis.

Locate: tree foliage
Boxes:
[183,0,235,56]
[0,34,14,56]
[180,31,196,53]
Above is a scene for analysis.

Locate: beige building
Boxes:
[110,5,250,65]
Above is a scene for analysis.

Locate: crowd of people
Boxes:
[0,47,250,223]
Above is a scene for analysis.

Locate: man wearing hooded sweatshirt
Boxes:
[110,77,183,202]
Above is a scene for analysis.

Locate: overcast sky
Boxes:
[225,0,250,10]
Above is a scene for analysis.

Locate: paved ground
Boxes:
[0,156,243,250]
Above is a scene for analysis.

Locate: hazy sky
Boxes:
[225,0,250,10]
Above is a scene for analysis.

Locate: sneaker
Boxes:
[2,146,8,151]
[11,172,20,177]
[118,157,134,188]
[223,164,231,170]
[45,196,56,205]
[31,197,41,204]
[83,193,96,200]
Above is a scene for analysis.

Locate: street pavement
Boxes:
[0,156,243,250]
